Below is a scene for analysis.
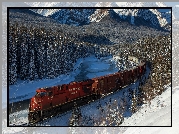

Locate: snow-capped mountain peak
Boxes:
[89,9,109,22]
[24,2,172,30]
[113,9,168,28]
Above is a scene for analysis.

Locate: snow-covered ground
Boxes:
[123,86,178,134]
[121,85,171,126]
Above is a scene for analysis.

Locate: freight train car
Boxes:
[28,57,146,124]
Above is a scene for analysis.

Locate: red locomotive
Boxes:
[28,57,146,123]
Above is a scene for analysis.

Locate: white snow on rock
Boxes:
[89,9,109,22]
[113,8,168,28]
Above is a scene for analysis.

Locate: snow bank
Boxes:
[121,86,172,127]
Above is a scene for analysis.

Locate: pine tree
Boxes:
[131,89,138,113]
[69,105,82,126]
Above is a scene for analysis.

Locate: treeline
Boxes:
[9,23,111,85]
[127,35,171,100]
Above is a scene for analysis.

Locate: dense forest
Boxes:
[9,23,108,84]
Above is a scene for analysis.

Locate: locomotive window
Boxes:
[35,92,40,97]
[39,92,46,97]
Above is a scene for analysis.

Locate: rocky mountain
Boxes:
[113,9,168,28]
[25,2,173,30]
[31,10,170,31]
[49,9,96,26]
[159,10,172,24]
[30,9,59,17]
[25,2,175,15]
[50,8,170,31]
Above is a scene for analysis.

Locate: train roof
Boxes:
[70,79,94,84]
[36,88,47,92]
[36,86,57,92]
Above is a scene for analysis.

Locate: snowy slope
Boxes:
[121,85,171,126]
[123,87,179,134]
[113,9,168,28]
[30,9,60,17]
[89,9,109,22]
[25,2,97,17]
[49,9,96,26]
[50,8,169,29]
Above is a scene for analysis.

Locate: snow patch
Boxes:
[121,86,171,126]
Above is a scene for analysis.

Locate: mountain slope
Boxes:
[24,2,172,30]
[48,8,169,31]
[50,9,96,26]
[113,9,168,28]
[25,2,175,21]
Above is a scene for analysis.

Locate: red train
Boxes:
[28,57,146,123]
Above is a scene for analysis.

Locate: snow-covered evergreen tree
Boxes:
[46,34,56,78]
[27,33,38,80]
[19,27,29,80]
[9,28,17,84]
[131,89,138,113]
[69,104,82,126]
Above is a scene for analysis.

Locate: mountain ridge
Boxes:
[25,8,170,31]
